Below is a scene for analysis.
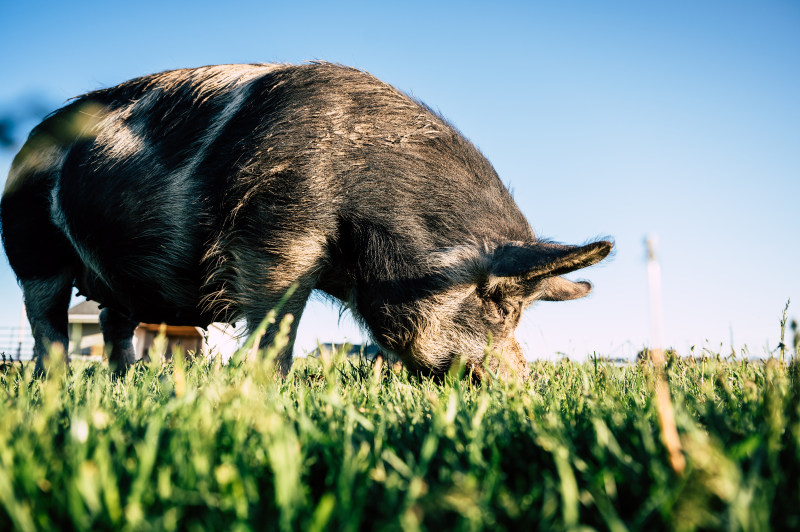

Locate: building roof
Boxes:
[68,299,101,323]
[137,323,202,337]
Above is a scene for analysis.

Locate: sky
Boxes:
[0,0,798,360]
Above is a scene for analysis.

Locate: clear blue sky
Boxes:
[1,1,798,359]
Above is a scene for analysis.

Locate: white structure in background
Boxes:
[67,300,239,361]
[205,322,241,362]
[67,301,104,358]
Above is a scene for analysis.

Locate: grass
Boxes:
[0,343,799,531]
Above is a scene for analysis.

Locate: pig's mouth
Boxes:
[475,344,532,381]
[401,351,524,382]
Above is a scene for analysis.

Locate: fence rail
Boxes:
[0,326,34,361]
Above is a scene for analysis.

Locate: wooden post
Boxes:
[646,236,685,474]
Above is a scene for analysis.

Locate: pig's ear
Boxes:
[491,240,612,279]
[538,277,593,301]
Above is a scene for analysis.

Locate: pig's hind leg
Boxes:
[99,308,139,373]
[19,276,73,375]
[1,175,78,375]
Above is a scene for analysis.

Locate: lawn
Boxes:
[1,340,799,531]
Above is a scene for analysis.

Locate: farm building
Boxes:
[67,300,240,361]
[309,342,382,360]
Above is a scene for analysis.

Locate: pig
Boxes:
[0,62,612,379]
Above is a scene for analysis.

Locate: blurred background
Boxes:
[1,0,798,360]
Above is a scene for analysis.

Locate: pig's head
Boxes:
[368,239,612,380]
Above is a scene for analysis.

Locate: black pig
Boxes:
[1,63,612,378]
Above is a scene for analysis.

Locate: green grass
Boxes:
[1,346,799,531]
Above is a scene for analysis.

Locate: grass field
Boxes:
[1,336,799,531]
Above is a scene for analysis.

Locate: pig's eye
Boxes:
[485,293,515,320]
[499,301,516,318]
